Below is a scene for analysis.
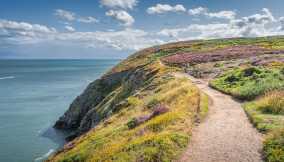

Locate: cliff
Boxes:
[49,37,284,162]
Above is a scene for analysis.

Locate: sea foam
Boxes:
[34,149,54,162]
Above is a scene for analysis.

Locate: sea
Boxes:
[0,59,120,162]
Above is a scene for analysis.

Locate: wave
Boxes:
[34,149,54,162]
[0,76,15,80]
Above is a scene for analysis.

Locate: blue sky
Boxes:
[1,0,284,59]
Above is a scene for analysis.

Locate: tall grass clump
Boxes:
[257,91,284,115]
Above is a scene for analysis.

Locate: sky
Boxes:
[1,0,284,59]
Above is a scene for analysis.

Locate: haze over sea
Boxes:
[0,59,120,162]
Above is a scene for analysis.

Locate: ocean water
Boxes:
[0,59,120,162]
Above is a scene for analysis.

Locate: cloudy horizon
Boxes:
[1,0,284,59]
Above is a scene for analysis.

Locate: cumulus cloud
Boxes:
[188,7,207,15]
[106,10,134,26]
[1,8,284,54]
[159,8,284,40]
[0,19,57,44]
[55,9,98,24]
[0,19,162,51]
[55,9,76,21]
[100,0,138,10]
[147,4,186,14]
[241,8,275,25]
[188,7,235,20]
[65,26,75,32]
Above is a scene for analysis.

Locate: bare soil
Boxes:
[176,73,264,162]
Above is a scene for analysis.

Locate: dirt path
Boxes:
[176,73,264,162]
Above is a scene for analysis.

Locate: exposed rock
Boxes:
[54,63,160,136]
[54,70,130,131]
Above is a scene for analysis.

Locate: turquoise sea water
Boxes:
[0,59,120,162]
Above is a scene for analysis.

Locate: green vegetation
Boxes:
[244,91,284,162]
[264,129,284,162]
[210,66,284,100]
[244,91,284,132]
[208,44,284,162]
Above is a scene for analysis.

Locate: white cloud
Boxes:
[1,8,284,54]
[0,19,162,51]
[65,26,75,32]
[106,10,134,26]
[55,9,98,24]
[147,4,186,14]
[241,8,275,25]
[207,10,236,19]
[55,28,164,51]
[54,9,76,21]
[100,0,138,10]
[0,19,57,44]
[188,7,235,20]
[188,7,207,15]
[77,16,99,23]
[159,8,284,40]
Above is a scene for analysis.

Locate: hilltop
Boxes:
[48,37,284,162]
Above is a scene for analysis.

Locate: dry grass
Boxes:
[257,91,284,115]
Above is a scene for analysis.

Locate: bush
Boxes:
[210,67,284,100]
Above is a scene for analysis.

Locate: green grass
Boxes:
[210,66,284,100]
[244,91,284,162]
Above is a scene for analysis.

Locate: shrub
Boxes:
[147,98,160,108]
[210,67,284,100]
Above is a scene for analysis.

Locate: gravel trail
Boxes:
[176,73,263,162]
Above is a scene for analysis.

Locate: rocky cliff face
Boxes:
[54,69,130,131]
[54,62,158,136]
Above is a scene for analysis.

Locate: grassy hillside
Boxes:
[49,36,284,162]
[49,60,209,162]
